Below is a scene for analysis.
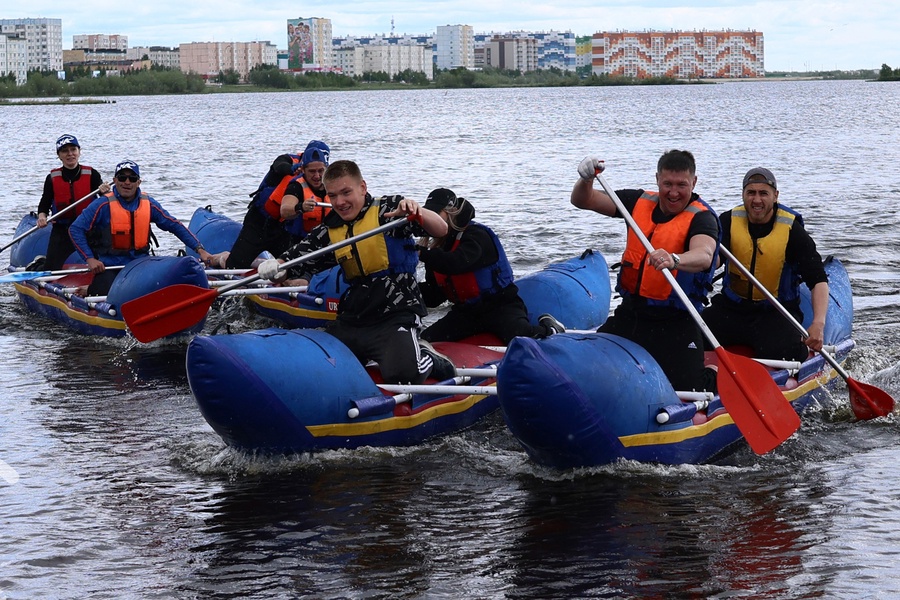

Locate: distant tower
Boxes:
[391,16,395,36]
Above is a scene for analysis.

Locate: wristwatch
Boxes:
[671,253,681,267]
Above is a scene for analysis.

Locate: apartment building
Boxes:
[180,41,277,81]
[0,18,63,72]
[592,30,764,79]
[334,44,432,80]
[575,36,592,71]
[287,17,332,70]
[484,36,538,72]
[73,34,128,51]
[474,30,576,72]
[531,31,577,71]
[0,31,27,84]
[126,46,181,70]
[332,34,433,79]
[435,25,474,71]
[63,48,145,74]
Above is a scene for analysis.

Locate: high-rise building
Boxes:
[485,36,538,72]
[287,17,332,70]
[592,30,764,79]
[474,30,576,72]
[530,31,577,71]
[179,41,277,82]
[0,18,63,72]
[435,25,474,71]
[73,34,128,51]
[575,36,592,71]
[0,31,28,84]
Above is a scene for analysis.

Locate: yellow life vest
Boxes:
[328,199,390,280]
[728,205,795,301]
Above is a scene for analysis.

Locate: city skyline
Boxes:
[5,1,899,72]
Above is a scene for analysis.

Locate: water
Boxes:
[1,81,899,598]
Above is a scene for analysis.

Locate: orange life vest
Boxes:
[256,156,302,220]
[107,193,151,254]
[50,165,94,218]
[299,178,330,233]
[617,191,715,309]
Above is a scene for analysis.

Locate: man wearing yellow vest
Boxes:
[256,160,454,384]
[69,160,212,295]
[702,167,829,362]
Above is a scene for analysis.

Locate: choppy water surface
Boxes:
[0,81,898,598]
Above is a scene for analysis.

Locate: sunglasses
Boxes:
[116,174,139,183]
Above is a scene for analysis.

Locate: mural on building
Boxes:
[288,18,314,69]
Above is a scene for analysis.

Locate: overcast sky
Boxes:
[10,1,899,72]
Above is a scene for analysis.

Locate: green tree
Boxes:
[215,69,241,85]
[359,70,391,83]
[393,69,429,85]
[249,64,290,88]
[23,71,68,96]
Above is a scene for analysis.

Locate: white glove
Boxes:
[257,258,285,281]
[578,156,605,180]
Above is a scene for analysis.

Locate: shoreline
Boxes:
[0,98,115,106]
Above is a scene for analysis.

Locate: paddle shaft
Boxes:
[717,245,849,374]
[214,215,412,295]
[718,245,894,418]
[216,285,310,297]
[0,186,106,253]
[1,264,125,284]
[203,268,252,276]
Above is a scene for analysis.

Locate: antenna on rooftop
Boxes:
[391,16,395,36]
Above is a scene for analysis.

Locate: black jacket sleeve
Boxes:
[417,226,498,275]
[37,174,54,215]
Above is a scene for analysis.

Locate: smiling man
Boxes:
[702,167,829,362]
[69,160,212,295]
[256,159,454,384]
[224,140,331,269]
[570,149,720,393]
[279,143,331,243]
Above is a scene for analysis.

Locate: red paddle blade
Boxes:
[848,379,895,420]
[120,284,219,343]
[715,347,801,454]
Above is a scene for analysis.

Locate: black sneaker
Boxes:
[420,339,457,381]
[538,313,566,336]
[25,255,46,272]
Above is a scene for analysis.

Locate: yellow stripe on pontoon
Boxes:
[306,392,492,437]
[246,295,337,321]
[618,369,839,447]
[14,283,126,331]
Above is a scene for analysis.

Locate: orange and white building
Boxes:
[591,30,764,79]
